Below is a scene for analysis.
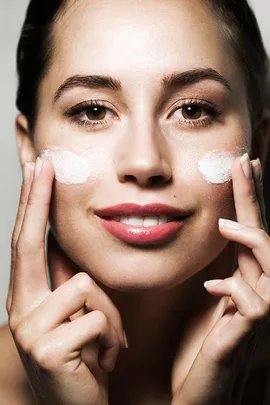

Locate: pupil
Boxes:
[183,105,202,119]
[87,106,106,120]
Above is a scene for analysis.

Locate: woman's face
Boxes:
[32,0,251,291]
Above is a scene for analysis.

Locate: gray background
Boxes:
[0,0,269,325]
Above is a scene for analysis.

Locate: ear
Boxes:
[251,109,270,169]
[16,113,37,167]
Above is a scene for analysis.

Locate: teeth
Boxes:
[143,216,160,227]
[158,215,168,224]
[129,216,144,226]
[116,215,173,226]
[119,216,129,224]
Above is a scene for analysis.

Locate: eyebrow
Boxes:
[53,68,231,103]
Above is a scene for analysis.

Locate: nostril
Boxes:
[124,175,137,183]
[148,175,166,186]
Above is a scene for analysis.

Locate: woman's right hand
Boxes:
[6,157,127,405]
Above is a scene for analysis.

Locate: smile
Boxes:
[94,203,192,245]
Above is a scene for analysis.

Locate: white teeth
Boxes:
[158,215,168,224]
[116,215,173,226]
[143,216,159,227]
[119,216,129,224]
[129,216,144,226]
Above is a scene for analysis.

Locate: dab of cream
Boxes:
[41,149,91,184]
[198,149,246,184]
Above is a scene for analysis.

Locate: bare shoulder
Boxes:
[0,322,35,405]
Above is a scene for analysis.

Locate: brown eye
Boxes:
[86,106,107,121]
[182,105,202,120]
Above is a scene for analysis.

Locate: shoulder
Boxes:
[0,323,35,405]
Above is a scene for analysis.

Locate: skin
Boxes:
[3,0,270,404]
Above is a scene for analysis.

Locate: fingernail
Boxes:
[204,279,223,288]
[34,157,43,178]
[251,158,262,182]
[240,153,252,180]
[124,332,129,349]
[219,218,245,230]
[23,162,32,184]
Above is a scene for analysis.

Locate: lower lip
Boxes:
[97,217,187,245]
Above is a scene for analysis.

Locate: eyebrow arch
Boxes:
[53,75,122,103]
[53,68,231,103]
[161,68,231,92]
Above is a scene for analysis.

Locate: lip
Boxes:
[94,203,191,218]
[94,203,192,246]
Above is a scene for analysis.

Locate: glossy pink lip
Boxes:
[94,203,192,245]
[94,203,191,218]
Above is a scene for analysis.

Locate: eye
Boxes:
[65,100,116,128]
[170,99,220,128]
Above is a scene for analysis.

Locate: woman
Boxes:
[1,0,270,404]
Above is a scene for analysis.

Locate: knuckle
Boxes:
[32,342,55,370]
[11,231,19,250]
[74,272,95,293]
[26,194,39,207]
[247,302,269,322]
[93,310,108,329]
[27,194,50,209]
[15,240,29,257]
[16,238,44,258]
[8,314,19,333]
[255,229,269,247]
[6,298,11,316]
[12,321,33,353]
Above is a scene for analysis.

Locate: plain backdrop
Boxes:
[0,0,270,325]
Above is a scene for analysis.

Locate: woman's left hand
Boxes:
[171,154,270,405]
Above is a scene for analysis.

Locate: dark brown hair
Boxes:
[16,0,270,133]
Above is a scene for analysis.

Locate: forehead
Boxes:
[47,0,243,95]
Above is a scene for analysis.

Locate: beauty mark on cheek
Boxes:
[198,148,246,184]
[40,149,91,184]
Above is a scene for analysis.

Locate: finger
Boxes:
[47,229,86,319]
[26,272,127,349]
[13,157,55,314]
[231,154,264,288]
[251,159,269,233]
[7,162,35,314]
[232,154,264,228]
[219,219,270,301]
[37,310,120,373]
[204,275,269,361]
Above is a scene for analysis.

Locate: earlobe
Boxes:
[16,113,37,166]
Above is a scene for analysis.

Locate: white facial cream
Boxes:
[198,149,246,184]
[41,149,91,184]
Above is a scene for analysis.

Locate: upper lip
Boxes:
[94,203,192,218]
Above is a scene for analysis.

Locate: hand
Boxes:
[171,154,270,405]
[6,157,127,405]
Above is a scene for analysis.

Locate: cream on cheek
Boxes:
[198,148,247,184]
[40,147,248,186]
[41,149,92,184]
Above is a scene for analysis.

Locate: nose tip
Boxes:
[119,160,172,187]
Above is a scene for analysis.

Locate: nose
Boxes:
[116,120,172,187]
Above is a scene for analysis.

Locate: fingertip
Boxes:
[204,279,223,289]
[37,156,55,179]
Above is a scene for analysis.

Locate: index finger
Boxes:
[7,161,35,314]
[12,157,55,315]
[231,153,263,288]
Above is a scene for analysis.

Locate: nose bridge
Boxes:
[116,108,172,186]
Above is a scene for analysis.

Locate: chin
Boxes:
[52,229,229,293]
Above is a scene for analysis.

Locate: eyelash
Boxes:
[64,98,221,129]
